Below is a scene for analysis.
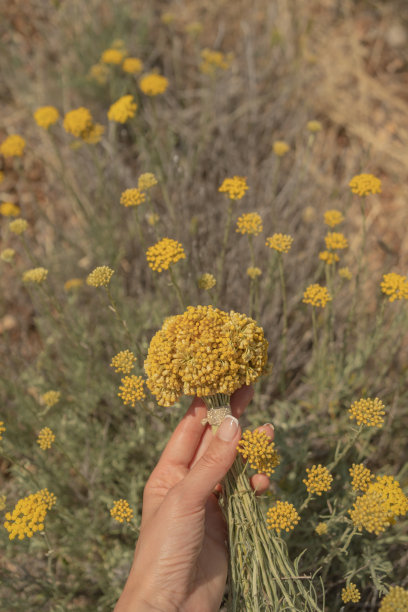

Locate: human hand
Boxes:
[114,386,274,612]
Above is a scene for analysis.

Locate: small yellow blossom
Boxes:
[86,266,114,288]
[379,587,408,611]
[82,123,105,144]
[0,421,6,440]
[236,212,263,236]
[307,120,322,132]
[101,48,126,65]
[325,232,348,250]
[123,57,143,74]
[266,501,300,534]
[0,202,20,217]
[273,141,290,156]
[111,39,126,50]
[349,463,374,492]
[63,107,93,138]
[161,12,175,25]
[0,249,15,263]
[237,429,280,476]
[146,238,186,272]
[265,233,293,253]
[341,583,361,604]
[9,219,28,235]
[0,134,26,157]
[247,267,262,279]
[108,95,137,123]
[0,496,6,511]
[64,278,83,291]
[302,284,332,308]
[218,176,248,200]
[111,350,136,374]
[200,48,232,75]
[370,475,408,519]
[118,375,146,407]
[349,173,382,197]
[22,267,48,284]
[110,499,134,523]
[41,391,60,408]
[88,63,110,84]
[139,73,169,96]
[138,172,158,191]
[147,213,159,226]
[33,106,60,129]
[4,488,56,540]
[120,188,146,207]
[185,22,203,36]
[302,206,316,223]
[349,397,385,428]
[319,251,339,265]
[315,522,328,536]
[339,267,352,280]
[303,464,333,496]
[381,273,408,302]
[197,273,216,290]
[37,427,55,450]
[324,209,344,228]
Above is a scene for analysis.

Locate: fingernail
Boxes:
[217,416,239,441]
[263,422,274,430]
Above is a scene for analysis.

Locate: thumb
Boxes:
[180,415,241,510]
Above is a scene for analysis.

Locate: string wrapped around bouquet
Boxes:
[145,305,322,611]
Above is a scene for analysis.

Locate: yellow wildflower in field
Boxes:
[266,501,300,534]
[88,63,109,84]
[0,421,5,440]
[161,12,175,25]
[319,251,339,265]
[146,238,186,272]
[200,48,232,74]
[147,213,159,226]
[118,375,146,407]
[339,266,352,280]
[111,39,126,50]
[4,488,56,540]
[236,212,263,236]
[324,209,344,228]
[349,397,385,428]
[247,267,262,279]
[237,429,280,476]
[349,173,382,197]
[315,522,328,536]
[139,73,169,96]
[0,496,6,511]
[120,188,146,207]
[380,272,408,302]
[185,22,203,36]
[218,176,248,200]
[111,350,136,374]
[307,120,322,132]
[41,391,60,408]
[37,427,55,450]
[63,107,93,138]
[101,48,125,64]
[371,475,408,517]
[86,266,114,288]
[108,95,137,123]
[0,134,26,157]
[110,499,134,523]
[303,464,333,496]
[349,463,374,492]
[0,249,15,263]
[273,140,290,156]
[0,202,20,217]
[123,57,143,74]
[9,218,28,235]
[197,273,216,290]
[22,267,48,284]
[265,233,293,253]
[325,232,348,250]
[33,106,60,129]
[64,278,83,291]
[379,587,408,611]
[303,284,332,308]
[341,583,361,604]
[138,172,158,191]
[82,123,105,144]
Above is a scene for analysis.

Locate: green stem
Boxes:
[168,265,185,310]
[216,201,234,302]
[278,254,288,388]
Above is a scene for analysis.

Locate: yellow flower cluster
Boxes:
[237,429,280,476]
[0,134,26,157]
[120,188,146,207]
[236,212,263,236]
[145,305,268,406]
[146,238,186,272]
[161,12,175,25]
[380,273,408,302]
[37,427,55,450]
[110,499,133,523]
[108,95,137,123]
[34,106,60,129]
[302,284,332,308]
[200,48,232,74]
[123,57,143,74]
[101,48,126,64]
[307,120,322,133]
[324,209,344,228]
[319,251,339,265]
[118,375,146,407]
[0,202,20,217]
[4,489,56,540]
[247,267,262,279]
[0,421,5,440]
[147,213,159,226]
[22,267,48,284]
[9,218,28,234]
[185,22,203,36]
[265,233,293,253]
[86,266,114,288]
[303,464,333,496]
[197,273,216,290]
[138,172,158,191]
[41,391,60,408]
[1,248,15,263]
[273,141,290,156]
[349,397,385,428]
[341,583,361,604]
[325,232,348,250]
[82,123,105,145]
[64,278,83,291]
[139,73,169,96]
[266,501,300,534]
[379,587,408,611]
[218,176,249,200]
[315,522,328,536]
[349,173,382,197]
[339,266,352,280]
[63,107,93,138]
[110,350,136,374]
[88,63,109,84]
[349,463,374,492]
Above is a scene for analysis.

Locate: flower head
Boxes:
[82,123,105,144]
[0,421,6,440]
[120,188,146,207]
[88,63,109,84]
[381,273,408,302]
[146,238,186,272]
[349,173,382,197]
[111,350,136,374]
[110,499,133,523]
[64,278,83,291]
[139,73,169,96]
[34,106,60,129]
[303,464,333,496]
[379,587,408,611]
[63,107,93,138]
[0,134,26,157]
[41,391,60,408]
[302,284,332,308]
[22,267,48,284]
[237,429,280,476]
[341,583,361,604]
[307,120,322,133]
[4,489,56,540]
[147,213,159,226]
[145,305,268,406]
[138,172,158,191]
[265,233,293,253]
[247,267,262,279]
[315,522,328,536]
[273,141,290,156]
[200,49,232,74]
[349,463,374,492]
[101,48,126,64]
[266,501,300,534]
[0,249,15,263]
[339,267,352,280]
[349,397,385,428]
[108,95,137,123]
[325,232,348,250]
[9,218,28,235]
[197,273,216,290]
[118,375,146,407]
[37,427,55,450]
[122,57,143,74]
[319,251,339,265]
[324,209,344,228]
[218,176,248,200]
[161,12,175,25]
[236,212,263,236]
[0,202,20,217]
[86,266,114,288]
